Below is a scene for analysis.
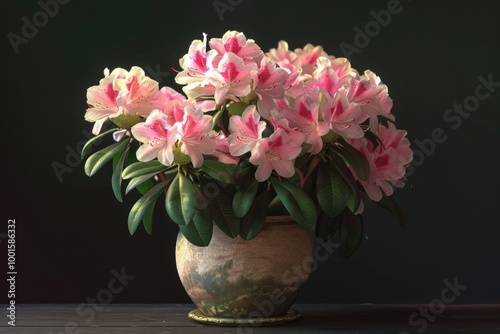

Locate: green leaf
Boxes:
[126,167,176,195]
[80,127,118,159]
[335,140,370,181]
[339,211,364,259]
[267,195,289,216]
[165,173,197,226]
[110,113,142,130]
[180,207,213,246]
[330,152,361,213]
[233,178,259,218]
[234,165,254,183]
[363,130,384,150]
[128,181,168,235]
[142,202,155,235]
[270,177,317,229]
[316,212,341,241]
[111,144,130,203]
[126,172,158,195]
[227,101,249,116]
[199,160,236,184]
[211,109,226,131]
[316,162,350,217]
[376,196,407,228]
[122,160,170,179]
[207,185,240,238]
[240,189,269,240]
[136,178,156,195]
[212,107,230,132]
[84,138,129,177]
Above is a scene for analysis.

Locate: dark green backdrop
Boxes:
[2,0,499,303]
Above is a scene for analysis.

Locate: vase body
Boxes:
[175,221,314,319]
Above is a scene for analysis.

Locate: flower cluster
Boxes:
[83,31,412,255]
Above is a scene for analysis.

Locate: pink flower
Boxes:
[115,66,159,117]
[320,92,364,139]
[284,77,317,100]
[269,117,305,146]
[282,95,329,154]
[149,87,188,125]
[250,129,302,181]
[195,100,217,112]
[347,70,394,132]
[227,105,266,156]
[157,87,188,125]
[313,57,351,99]
[274,97,290,111]
[294,43,333,75]
[131,110,178,166]
[209,30,263,63]
[85,68,127,135]
[376,122,413,187]
[267,42,305,97]
[267,40,301,73]
[213,133,240,165]
[175,33,218,90]
[253,57,289,118]
[177,106,217,168]
[85,67,160,135]
[350,122,413,201]
[207,52,258,105]
[149,86,187,110]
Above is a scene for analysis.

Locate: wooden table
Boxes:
[2,304,499,333]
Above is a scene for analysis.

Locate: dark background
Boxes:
[2,0,499,304]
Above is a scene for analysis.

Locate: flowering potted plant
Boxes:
[82,31,412,323]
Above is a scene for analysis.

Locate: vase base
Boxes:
[188,308,301,326]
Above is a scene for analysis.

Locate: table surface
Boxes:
[1,304,499,334]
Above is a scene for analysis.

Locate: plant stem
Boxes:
[295,168,305,189]
[302,156,321,187]
[158,171,168,183]
[225,95,240,103]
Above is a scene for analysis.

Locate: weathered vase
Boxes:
[175,220,314,323]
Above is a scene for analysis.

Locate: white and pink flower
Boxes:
[267,40,301,74]
[86,67,160,134]
[253,57,289,118]
[209,30,263,64]
[213,133,240,165]
[87,31,412,187]
[206,52,258,105]
[85,67,127,135]
[350,122,413,201]
[227,105,266,156]
[282,95,329,154]
[320,91,364,139]
[131,110,178,166]
[176,106,217,168]
[132,104,217,168]
[294,43,334,76]
[250,129,302,182]
[347,70,394,132]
